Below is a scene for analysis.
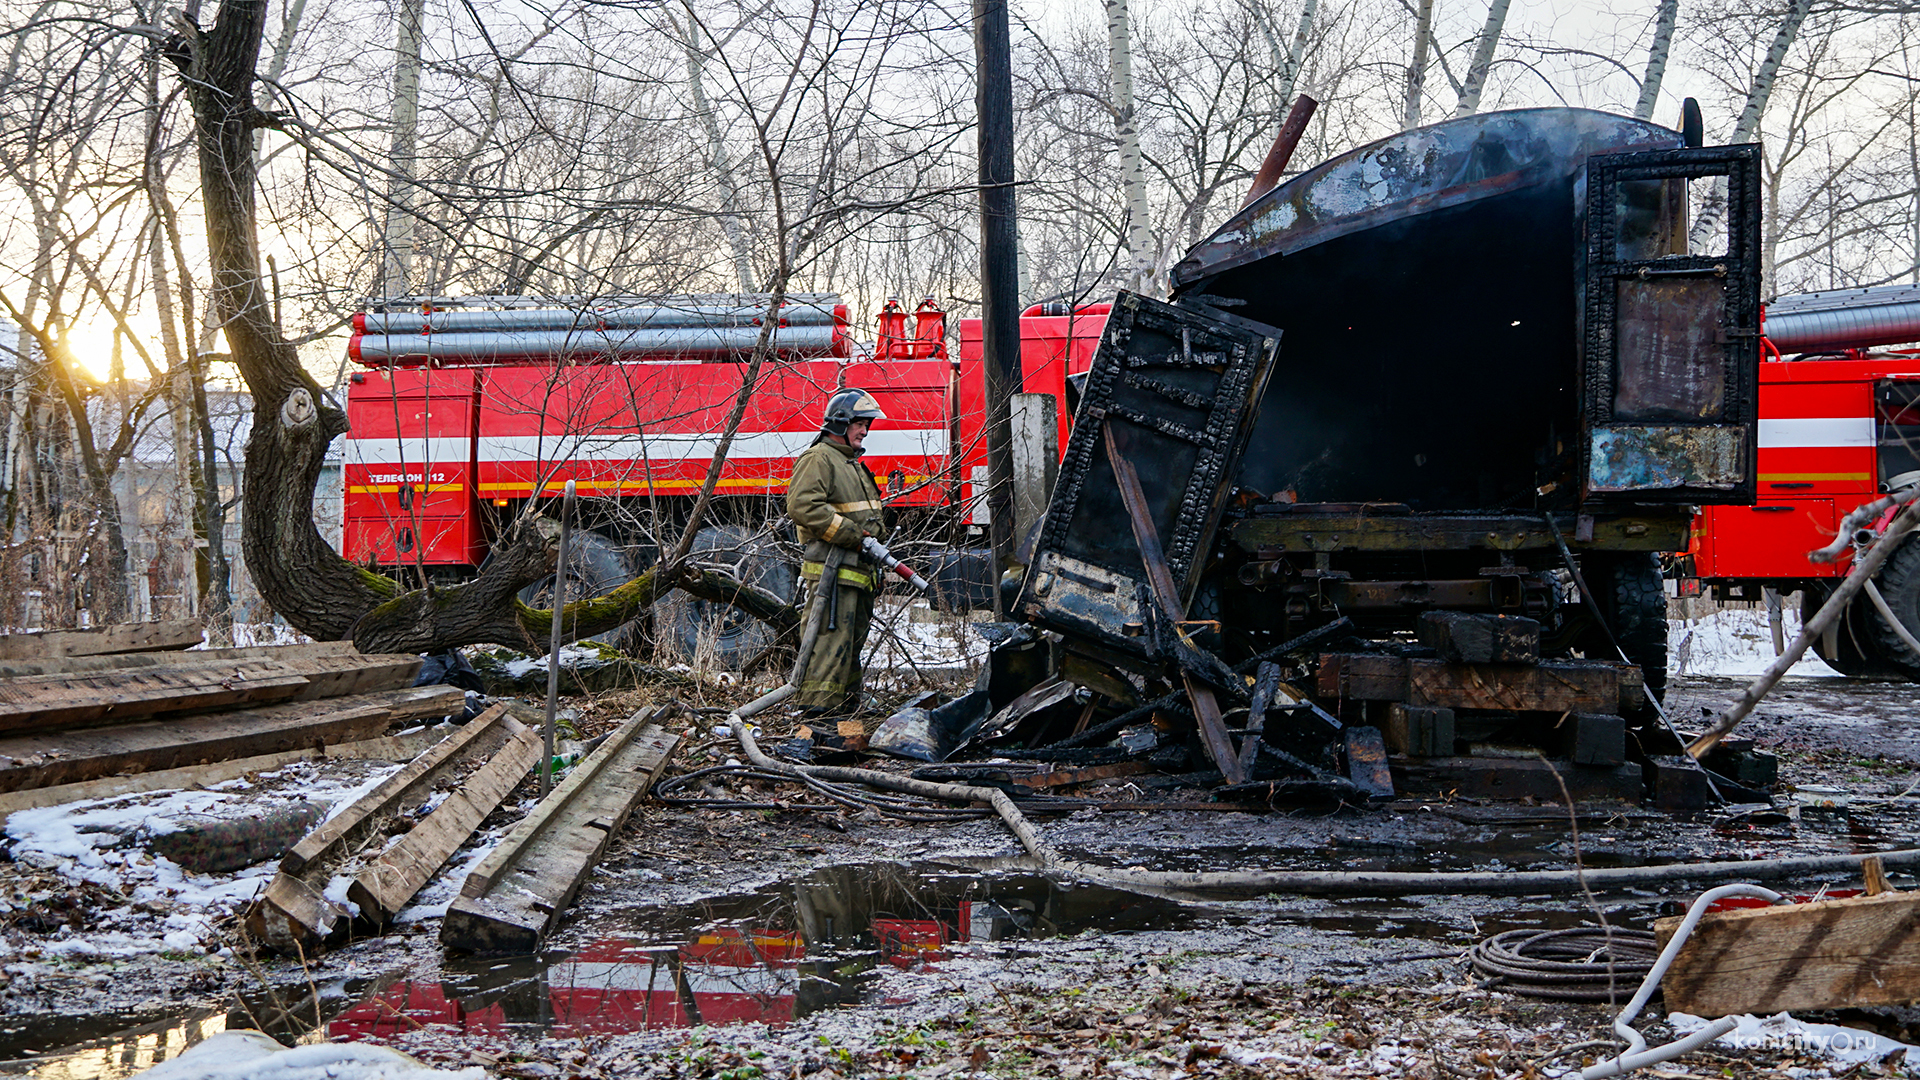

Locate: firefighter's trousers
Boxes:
[795,579,874,711]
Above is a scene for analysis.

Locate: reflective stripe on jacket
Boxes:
[786,437,885,585]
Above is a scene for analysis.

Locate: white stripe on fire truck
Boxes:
[473,429,950,462]
[342,436,475,466]
[1756,417,1875,448]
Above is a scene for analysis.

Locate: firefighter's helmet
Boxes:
[822,388,885,436]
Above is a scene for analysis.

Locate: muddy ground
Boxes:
[5,671,1920,1079]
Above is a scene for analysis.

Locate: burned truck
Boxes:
[1007,107,1761,803]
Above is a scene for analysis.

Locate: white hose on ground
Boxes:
[1580,883,1785,1078]
[722,722,1920,896]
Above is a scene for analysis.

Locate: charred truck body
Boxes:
[1012,108,1762,801]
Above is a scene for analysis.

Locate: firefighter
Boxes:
[786,388,888,713]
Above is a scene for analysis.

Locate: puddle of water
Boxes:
[11,861,1218,1076]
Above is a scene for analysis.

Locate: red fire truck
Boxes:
[339,294,1106,654]
[1680,283,1920,677]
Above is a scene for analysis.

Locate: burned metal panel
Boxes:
[1172,109,1683,290]
[1020,292,1280,660]
[1587,426,1746,492]
[1581,144,1762,503]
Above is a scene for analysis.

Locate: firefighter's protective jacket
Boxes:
[787,437,885,590]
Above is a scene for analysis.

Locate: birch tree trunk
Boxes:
[1454,0,1512,117]
[1257,0,1318,113]
[1404,0,1435,130]
[1690,0,1812,249]
[1634,0,1679,120]
[1107,0,1155,292]
[677,10,756,294]
[378,0,425,298]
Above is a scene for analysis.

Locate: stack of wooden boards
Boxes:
[0,620,686,959]
[0,621,467,812]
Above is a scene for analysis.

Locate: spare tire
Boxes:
[516,529,641,652]
[655,524,799,668]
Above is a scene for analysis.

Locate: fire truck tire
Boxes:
[515,530,641,652]
[1801,585,1905,678]
[655,525,798,668]
[1865,535,1920,680]
[1581,553,1668,702]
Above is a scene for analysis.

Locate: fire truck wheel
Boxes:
[515,530,641,652]
[655,525,799,669]
[1865,535,1920,680]
[1581,553,1668,702]
[1801,584,1906,678]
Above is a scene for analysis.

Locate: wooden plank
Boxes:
[1655,890,1920,1016]
[279,704,517,876]
[0,685,465,794]
[1383,704,1455,757]
[0,665,313,729]
[0,641,355,678]
[348,712,542,925]
[1406,659,1620,713]
[1316,653,1410,701]
[0,620,204,660]
[248,704,522,952]
[1103,425,1246,785]
[442,708,681,955]
[0,725,456,825]
[0,653,423,732]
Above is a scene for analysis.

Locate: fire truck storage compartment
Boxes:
[344,368,483,566]
[1693,500,1841,582]
[1165,108,1760,512]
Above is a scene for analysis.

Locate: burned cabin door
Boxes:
[1017,291,1281,663]
[1581,144,1762,503]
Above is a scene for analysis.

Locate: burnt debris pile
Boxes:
[860,107,1781,811]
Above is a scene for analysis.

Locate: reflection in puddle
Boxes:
[10,860,1215,1078]
[341,861,1210,1039]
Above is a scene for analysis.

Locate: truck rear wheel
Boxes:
[516,529,642,652]
[1864,535,1920,680]
[1801,584,1905,678]
[1580,553,1669,701]
[655,525,798,669]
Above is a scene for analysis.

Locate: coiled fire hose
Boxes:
[1469,927,1658,1002]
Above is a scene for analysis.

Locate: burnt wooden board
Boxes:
[442,709,681,955]
[1393,756,1643,802]
[0,620,204,660]
[0,685,465,794]
[348,711,542,926]
[249,704,522,952]
[1654,891,1920,1016]
[1315,653,1620,713]
[1416,612,1540,664]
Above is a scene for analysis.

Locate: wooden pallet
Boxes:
[247,703,537,953]
[441,706,681,955]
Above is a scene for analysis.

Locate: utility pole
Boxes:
[380,0,425,299]
[975,0,1020,608]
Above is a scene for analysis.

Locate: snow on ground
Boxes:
[134,1029,485,1079]
[862,600,991,684]
[1669,605,1841,678]
[1,758,405,960]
